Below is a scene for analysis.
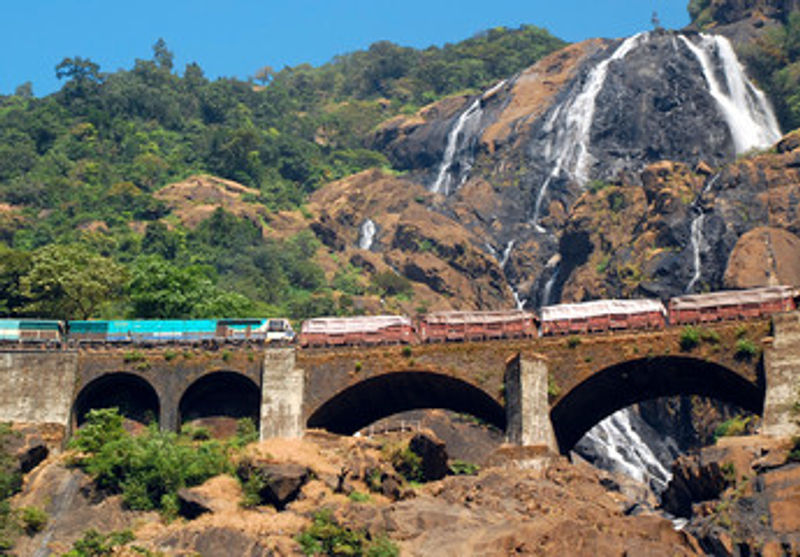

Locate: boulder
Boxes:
[177,487,216,519]
[409,433,449,482]
[236,460,310,510]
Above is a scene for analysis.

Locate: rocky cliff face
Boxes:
[362,27,790,308]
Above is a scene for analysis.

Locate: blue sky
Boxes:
[1,0,689,96]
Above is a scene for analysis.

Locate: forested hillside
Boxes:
[0,26,565,320]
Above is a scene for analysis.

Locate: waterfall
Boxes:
[678,34,782,154]
[541,263,560,306]
[431,99,483,195]
[531,33,648,231]
[686,212,705,293]
[575,407,677,494]
[358,219,376,250]
[499,240,514,269]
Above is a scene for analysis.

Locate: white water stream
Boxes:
[678,34,781,154]
[531,33,648,231]
[358,218,376,250]
[578,407,677,494]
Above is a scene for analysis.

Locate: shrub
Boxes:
[163,349,177,362]
[566,336,581,349]
[354,361,363,372]
[788,437,800,463]
[401,346,412,358]
[390,446,423,483]
[296,510,398,557]
[700,329,720,344]
[19,506,47,535]
[122,350,145,363]
[714,415,755,440]
[449,460,479,475]
[679,326,700,351]
[221,349,232,362]
[62,529,134,557]
[70,409,229,513]
[547,373,561,398]
[735,338,759,360]
[371,271,413,298]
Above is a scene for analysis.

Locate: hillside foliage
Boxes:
[0,27,565,320]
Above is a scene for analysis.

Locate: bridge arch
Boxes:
[550,356,764,454]
[307,371,506,435]
[73,372,160,428]
[178,371,261,434]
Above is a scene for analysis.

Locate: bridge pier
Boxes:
[763,312,800,437]
[504,354,557,452]
[260,348,304,440]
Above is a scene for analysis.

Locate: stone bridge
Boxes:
[1,314,799,453]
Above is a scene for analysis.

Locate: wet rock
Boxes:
[236,460,310,510]
[409,433,449,482]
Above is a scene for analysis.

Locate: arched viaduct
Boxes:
[0,313,798,453]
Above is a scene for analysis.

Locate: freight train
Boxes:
[0,285,795,347]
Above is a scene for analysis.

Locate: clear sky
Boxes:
[1,0,689,97]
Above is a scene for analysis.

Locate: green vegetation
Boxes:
[547,373,561,398]
[739,12,800,130]
[69,408,230,514]
[0,29,565,321]
[0,424,22,551]
[735,338,759,360]
[448,459,480,476]
[714,414,756,440]
[566,336,581,349]
[296,510,398,557]
[61,529,135,557]
[679,325,700,351]
[788,437,800,463]
[348,490,371,503]
[389,446,424,483]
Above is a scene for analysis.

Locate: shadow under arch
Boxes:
[550,356,764,454]
[73,372,160,427]
[307,371,506,435]
[178,371,261,432]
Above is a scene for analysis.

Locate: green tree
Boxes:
[21,244,126,319]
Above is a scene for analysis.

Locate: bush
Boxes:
[70,409,229,513]
[448,460,479,475]
[679,326,700,351]
[371,271,413,298]
[700,328,720,344]
[62,529,134,557]
[296,510,397,557]
[390,446,423,483]
[401,346,412,358]
[788,437,800,463]
[547,373,561,398]
[19,506,47,535]
[735,338,759,360]
[566,336,581,349]
[714,415,755,440]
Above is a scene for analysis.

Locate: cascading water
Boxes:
[431,80,507,195]
[685,212,706,293]
[358,219,376,251]
[575,407,678,494]
[531,33,648,232]
[678,34,782,154]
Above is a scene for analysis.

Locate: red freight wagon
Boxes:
[418,310,537,343]
[299,315,414,347]
[668,286,797,325]
[540,299,667,336]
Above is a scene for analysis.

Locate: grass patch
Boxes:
[735,338,759,360]
[714,414,755,440]
[449,460,479,476]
